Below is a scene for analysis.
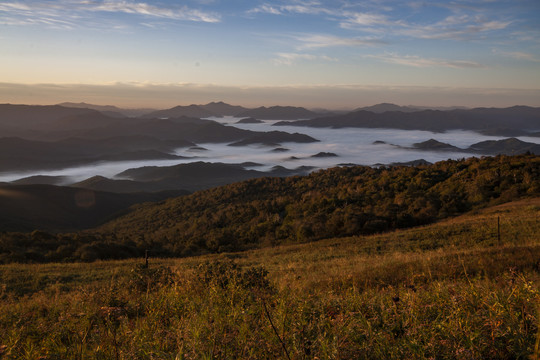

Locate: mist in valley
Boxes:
[2,115,538,186]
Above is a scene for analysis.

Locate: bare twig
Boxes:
[262,299,292,360]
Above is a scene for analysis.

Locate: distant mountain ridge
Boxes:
[0,104,321,172]
[0,136,193,172]
[71,176,179,194]
[469,137,540,154]
[356,103,469,113]
[114,161,312,192]
[3,102,540,191]
[412,139,462,151]
[199,101,248,116]
[140,102,250,118]
[140,103,323,120]
[236,106,320,120]
[274,105,540,135]
[58,102,156,117]
[0,104,100,130]
[383,138,540,155]
[228,131,317,147]
[141,105,217,119]
[356,103,419,113]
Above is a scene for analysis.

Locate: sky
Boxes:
[1,0,540,109]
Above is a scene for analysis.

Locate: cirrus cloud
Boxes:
[295,34,386,49]
[0,0,221,29]
[366,53,486,69]
[273,52,338,65]
[89,1,220,22]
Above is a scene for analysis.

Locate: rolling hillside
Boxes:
[1,154,538,263]
[0,184,189,232]
[95,154,539,256]
[0,196,538,358]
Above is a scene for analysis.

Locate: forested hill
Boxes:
[96,154,540,256]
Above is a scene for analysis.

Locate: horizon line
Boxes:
[1,82,539,109]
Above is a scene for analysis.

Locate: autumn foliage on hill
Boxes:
[1,154,538,263]
[97,154,539,254]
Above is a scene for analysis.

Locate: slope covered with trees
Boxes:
[1,154,538,263]
[0,184,189,232]
[96,154,540,255]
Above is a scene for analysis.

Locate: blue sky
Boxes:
[1,0,539,108]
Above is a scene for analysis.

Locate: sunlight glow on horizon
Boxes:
[1,0,539,108]
[2,82,540,110]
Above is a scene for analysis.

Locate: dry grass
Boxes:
[0,198,539,359]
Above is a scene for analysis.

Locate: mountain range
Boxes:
[274,105,540,136]
[1,101,539,195]
[1,100,539,238]
[380,137,540,155]
[234,106,321,120]
[58,102,156,117]
[0,104,319,173]
[355,103,469,113]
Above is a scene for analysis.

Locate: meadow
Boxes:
[1,197,539,359]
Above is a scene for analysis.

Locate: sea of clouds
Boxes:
[1,116,539,184]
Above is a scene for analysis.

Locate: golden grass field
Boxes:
[1,198,539,359]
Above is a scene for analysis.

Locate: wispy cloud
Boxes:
[340,10,512,40]
[493,49,540,62]
[399,15,512,40]
[89,1,220,22]
[0,2,78,28]
[366,53,486,69]
[248,4,282,15]
[273,52,337,65]
[248,1,515,42]
[339,12,392,29]
[0,0,220,29]
[295,34,385,49]
[0,3,32,11]
[247,1,335,16]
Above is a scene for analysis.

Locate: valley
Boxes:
[1,102,539,190]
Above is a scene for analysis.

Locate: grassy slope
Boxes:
[0,198,539,359]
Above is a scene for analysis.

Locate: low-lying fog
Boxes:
[2,116,540,185]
